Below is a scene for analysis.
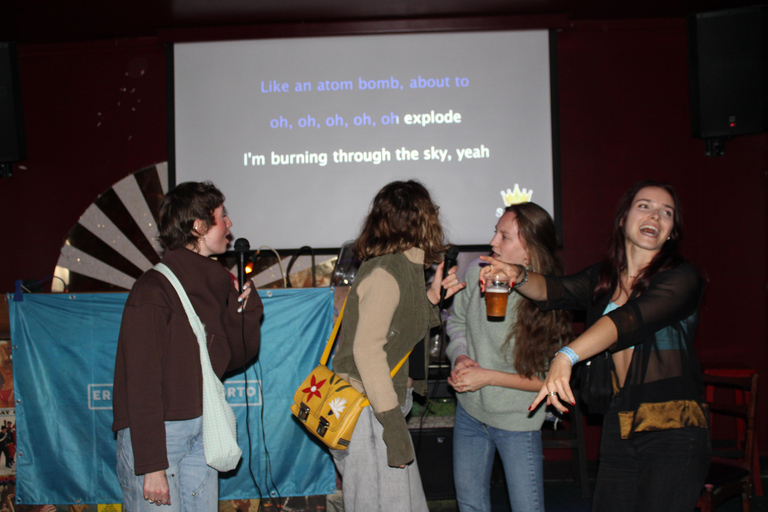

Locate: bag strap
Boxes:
[319,296,412,379]
[319,297,346,366]
[153,263,208,352]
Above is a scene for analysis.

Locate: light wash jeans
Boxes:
[453,402,544,512]
[116,417,218,512]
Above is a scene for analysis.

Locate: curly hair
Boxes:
[157,181,225,251]
[501,203,574,378]
[593,180,684,303]
[354,180,446,266]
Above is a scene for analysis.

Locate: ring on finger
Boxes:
[547,391,557,397]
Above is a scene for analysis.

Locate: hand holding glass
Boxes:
[485,273,510,319]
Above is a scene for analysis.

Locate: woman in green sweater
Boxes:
[446,202,571,512]
[331,180,465,512]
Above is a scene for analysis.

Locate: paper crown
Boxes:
[500,184,533,206]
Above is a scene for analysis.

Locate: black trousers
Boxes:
[592,399,711,512]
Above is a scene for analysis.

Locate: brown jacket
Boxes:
[112,248,262,474]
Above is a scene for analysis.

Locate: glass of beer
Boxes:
[485,272,510,320]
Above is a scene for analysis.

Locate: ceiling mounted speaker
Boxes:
[688,5,768,139]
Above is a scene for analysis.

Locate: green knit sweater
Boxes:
[446,261,546,431]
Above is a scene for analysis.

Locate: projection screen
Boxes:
[173,30,557,249]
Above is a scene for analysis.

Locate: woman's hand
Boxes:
[427,261,466,305]
[449,366,494,393]
[450,355,478,381]
[477,255,523,292]
[448,355,479,392]
[529,354,575,414]
[234,280,252,313]
[143,470,171,506]
[478,255,547,301]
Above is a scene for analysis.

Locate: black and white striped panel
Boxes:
[53,163,167,292]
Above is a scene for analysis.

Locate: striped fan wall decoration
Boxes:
[53,163,167,292]
[52,162,336,292]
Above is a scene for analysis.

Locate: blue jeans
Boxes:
[116,417,218,512]
[592,399,711,512]
[453,402,544,512]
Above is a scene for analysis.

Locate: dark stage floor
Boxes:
[426,460,768,512]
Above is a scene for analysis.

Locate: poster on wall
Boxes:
[0,409,15,477]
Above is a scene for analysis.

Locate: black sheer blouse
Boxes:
[541,262,708,438]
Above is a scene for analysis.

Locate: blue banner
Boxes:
[9,288,336,505]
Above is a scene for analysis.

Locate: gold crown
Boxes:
[500,184,533,206]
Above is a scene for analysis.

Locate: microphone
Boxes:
[234,238,251,292]
[440,245,460,303]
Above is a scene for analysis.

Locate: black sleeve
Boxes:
[539,265,599,311]
[606,263,703,351]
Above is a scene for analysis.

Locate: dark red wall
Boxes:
[556,20,768,457]
[0,38,167,292]
[2,20,766,455]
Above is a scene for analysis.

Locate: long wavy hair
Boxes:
[592,180,684,303]
[502,203,574,378]
[354,180,446,266]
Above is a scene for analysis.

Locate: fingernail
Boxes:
[237,307,243,313]
[238,297,243,303]
[528,406,532,411]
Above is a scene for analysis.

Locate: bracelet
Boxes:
[555,346,579,366]
[512,264,528,289]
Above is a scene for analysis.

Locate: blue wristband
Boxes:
[556,346,579,366]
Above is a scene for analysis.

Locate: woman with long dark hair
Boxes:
[446,202,572,512]
[480,181,709,511]
[330,180,465,512]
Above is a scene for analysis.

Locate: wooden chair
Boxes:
[541,395,590,498]
[698,373,759,512]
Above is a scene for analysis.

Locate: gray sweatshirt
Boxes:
[446,260,546,431]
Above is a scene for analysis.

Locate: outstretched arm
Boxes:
[478,255,547,301]
[529,316,618,413]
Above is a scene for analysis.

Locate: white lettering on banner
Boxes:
[88,383,113,410]
[224,380,262,407]
[86,382,262,410]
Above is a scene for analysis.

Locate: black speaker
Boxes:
[688,5,768,139]
[411,427,455,500]
[0,42,26,163]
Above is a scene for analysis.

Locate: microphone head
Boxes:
[444,245,459,263]
[442,245,459,279]
[234,238,250,253]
